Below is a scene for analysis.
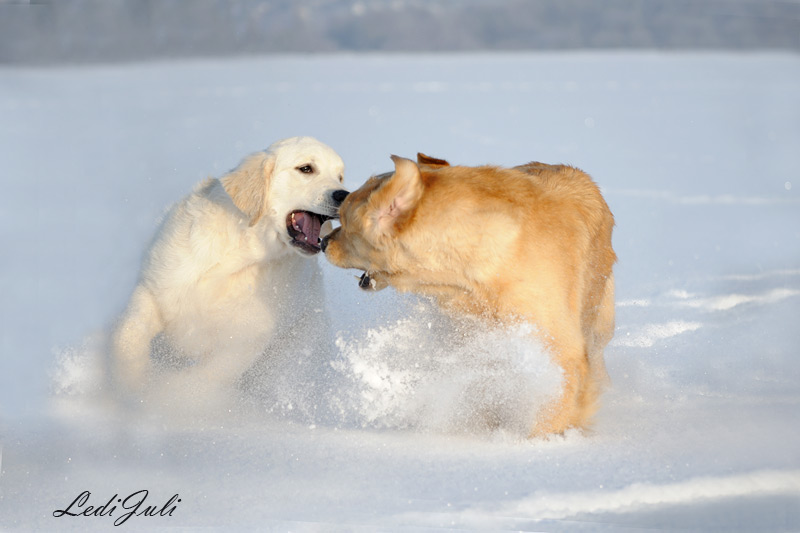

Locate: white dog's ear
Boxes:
[369,155,423,236]
[221,152,275,226]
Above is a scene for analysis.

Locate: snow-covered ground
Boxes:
[1,52,799,531]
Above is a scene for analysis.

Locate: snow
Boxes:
[1,52,799,531]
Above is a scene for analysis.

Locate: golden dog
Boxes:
[322,153,616,436]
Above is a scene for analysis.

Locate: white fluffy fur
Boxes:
[110,137,346,397]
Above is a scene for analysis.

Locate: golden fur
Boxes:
[323,153,616,436]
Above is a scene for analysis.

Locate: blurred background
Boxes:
[1,0,799,64]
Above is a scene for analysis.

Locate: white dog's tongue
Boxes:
[296,211,322,244]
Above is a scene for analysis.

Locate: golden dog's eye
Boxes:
[297,165,314,174]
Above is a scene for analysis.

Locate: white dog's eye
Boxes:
[297,165,314,174]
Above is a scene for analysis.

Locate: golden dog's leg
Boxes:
[530,336,595,438]
[588,274,615,387]
[532,275,615,437]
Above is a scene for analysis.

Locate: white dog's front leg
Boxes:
[110,285,163,393]
[142,346,264,415]
[190,346,265,391]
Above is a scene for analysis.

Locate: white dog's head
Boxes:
[221,136,348,256]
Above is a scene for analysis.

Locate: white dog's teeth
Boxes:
[291,212,303,232]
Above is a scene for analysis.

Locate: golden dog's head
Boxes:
[322,153,449,290]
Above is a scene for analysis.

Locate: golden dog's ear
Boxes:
[417,153,450,167]
[221,152,275,226]
[369,155,424,236]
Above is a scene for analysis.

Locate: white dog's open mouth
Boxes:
[287,210,332,255]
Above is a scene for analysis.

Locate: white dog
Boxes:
[110,137,348,398]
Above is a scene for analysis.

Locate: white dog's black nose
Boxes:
[332,189,349,204]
